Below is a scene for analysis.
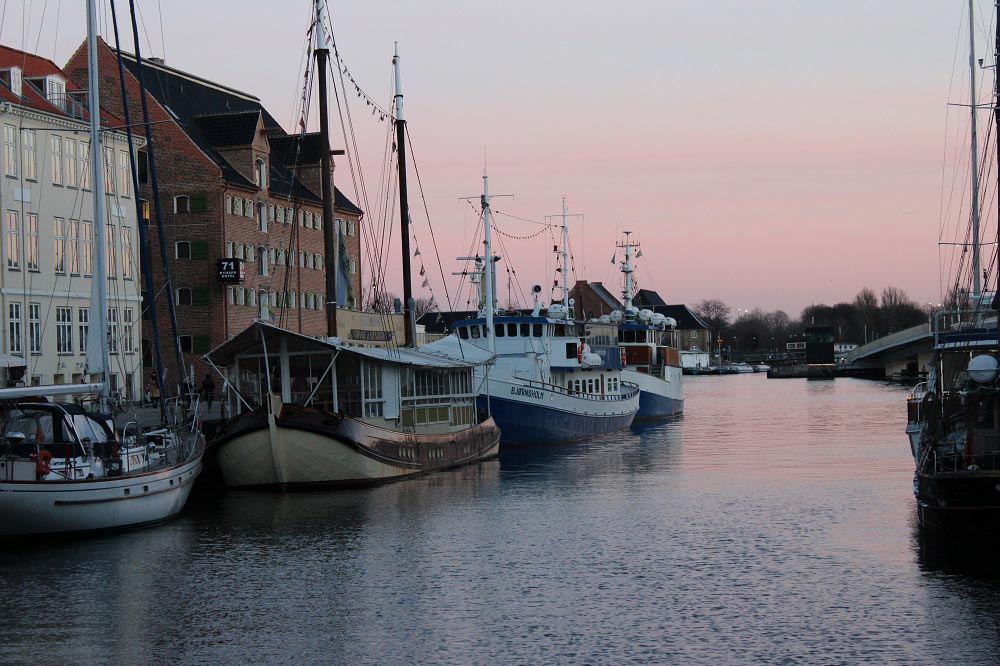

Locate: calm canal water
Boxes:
[3,375,1000,664]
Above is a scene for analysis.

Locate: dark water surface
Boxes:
[4,376,1000,664]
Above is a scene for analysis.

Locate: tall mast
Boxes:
[969,0,983,298]
[618,231,638,317]
[394,45,416,346]
[315,0,338,337]
[481,173,496,352]
[994,0,1000,308]
[85,0,109,399]
[560,197,569,309]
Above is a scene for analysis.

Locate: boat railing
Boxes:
[906,382,928,423]
[930,450,1000,473]
[520,378,640,401]
[933,309,999,345]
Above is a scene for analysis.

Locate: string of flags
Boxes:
[332,47,392,122]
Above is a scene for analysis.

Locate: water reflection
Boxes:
[5,377,1000,663]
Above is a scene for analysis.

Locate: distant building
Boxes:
[64,41,363,384]
[786,327,835,364]
[0,44,143,395]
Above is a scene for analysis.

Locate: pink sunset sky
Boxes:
[6,1,994,317]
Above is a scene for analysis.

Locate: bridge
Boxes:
[843,322,932,378]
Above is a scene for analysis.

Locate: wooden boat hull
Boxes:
[211,404,501,489]
[0,456,203,537]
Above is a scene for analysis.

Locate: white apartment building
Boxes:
[0,46,143,398]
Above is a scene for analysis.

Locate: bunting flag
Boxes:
[421,278,429,288]
[419,266,425,276]
[414,248,421,256]
[611,253,616,264]
[636,249,643,258]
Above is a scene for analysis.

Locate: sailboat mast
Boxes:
[315,0,338,337]
[560,197,569,309]
[482,174,496,353]
[969,0,983,298]
[995,0,1000,307]
[621,231,635,314]
[394,45,416,347]
[85,0,109,398]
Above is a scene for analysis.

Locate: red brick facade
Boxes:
[64,41,363,387]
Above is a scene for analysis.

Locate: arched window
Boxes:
[258,201,267,232]
[258,290,268,319]
[258,245,268,276]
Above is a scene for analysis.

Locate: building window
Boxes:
[174,195,190,214]
[26,213,38,271]
[118,150,130,198]
[78,140,90,189]
[107,307,119,354]
[254,158,267,189]
[66,219,78,275]
[81,221,93,276]
[8,302,21,354]
[269,204,275,222]
[51,135,63,185]
[103,146,114,194]
[21,129,35,180]
[121,227,133,279]
[243,199,253,217]
[349,259,357,274]
[258,246,268,276]
[78,308,89,353]
[53,217,65,274]
[258,202,267,233]
[106,222,116,277]
[28,303,40,355]
[6,210,18,270]
[46,77,65,109]
[139,199,149,228]
[137,150,148,184]
[348,219,355,236]
[123,308,134,353]
[179,336,193,353]
[175,288,192,306]
[176,241,191,259]
[56,307,73,353]
[63,138,76,188]
[3,124,15,177]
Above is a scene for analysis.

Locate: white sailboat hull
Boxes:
[0,456,202,536]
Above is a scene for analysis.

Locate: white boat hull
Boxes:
[623,367,684,420]
[0,456,202,536]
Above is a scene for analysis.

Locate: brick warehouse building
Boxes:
[64,41,363,388]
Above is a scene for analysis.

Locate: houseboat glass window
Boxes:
[471,326,480,339]
[459,326,469,340]
[495,324,505,337]
[507,324,517,337]
[566,342,576,359]
[533,324,542,337]
[520,324,529,337]
[362,359,384,418]
[336,353,362,418]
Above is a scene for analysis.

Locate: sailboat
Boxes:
[203,3,500,488]
[0,0,204,537]
[449,190,640,445]
[601,232,684,420]
[905,0,1000,532]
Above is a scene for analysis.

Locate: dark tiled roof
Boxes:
[193,111,260,147]
[654,304,709,330]
[116,49,362,214]
[270,133,323,166]
[633,289,666,308]
[589,282,622,311]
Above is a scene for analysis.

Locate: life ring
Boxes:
[577,339,585,363]
[620,348,627,366]
[36,449,52,478]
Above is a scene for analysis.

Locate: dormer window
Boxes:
[47,76,65,110]
[0,67,22,97]
[254,158,267,189]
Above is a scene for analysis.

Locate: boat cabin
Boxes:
[205,322,495,435]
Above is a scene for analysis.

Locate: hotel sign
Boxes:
[217,258,244,284]
[350,329,394,342]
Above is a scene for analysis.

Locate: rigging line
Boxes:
[31,0,48,55]
[404,125,454,312]
[492,209,551,227]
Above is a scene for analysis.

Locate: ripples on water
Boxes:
[3,376,1000,664]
